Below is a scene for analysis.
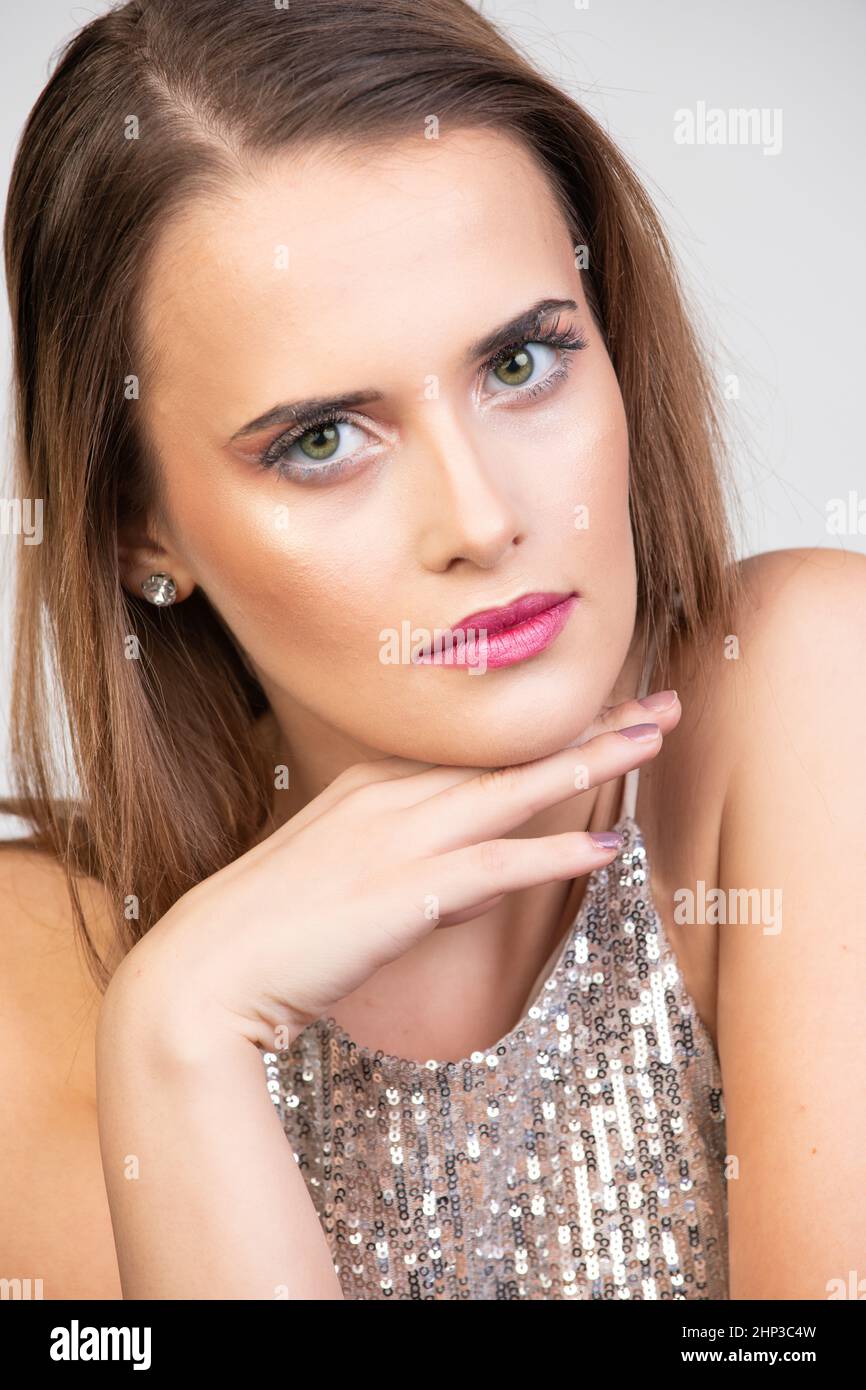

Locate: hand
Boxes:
[110,690,681,1055]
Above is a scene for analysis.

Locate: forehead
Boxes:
[138,127,577,420]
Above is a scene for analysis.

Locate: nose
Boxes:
[409,401,525,570]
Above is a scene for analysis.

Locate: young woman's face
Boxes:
[132,127,637,767]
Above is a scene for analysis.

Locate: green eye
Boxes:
[491,346,536,388]
[486,339,562,394]
[296,423,341,461]
[258,321,588,485]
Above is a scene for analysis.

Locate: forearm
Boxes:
[95,970,342,1300]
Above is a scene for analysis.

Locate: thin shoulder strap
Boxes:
[618,628,657,822]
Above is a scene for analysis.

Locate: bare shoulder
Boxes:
[635,546,865,1063]
[0,843,121,1095]
[0,842,123,1299]
[726,543,865,678]
[643,544,866,844]
[670,546,866,1297]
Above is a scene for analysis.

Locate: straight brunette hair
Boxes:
[1,0,743,988]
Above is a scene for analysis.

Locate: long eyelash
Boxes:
[259,315,589,474]
[260,412,353,472]
[482,315,588,375]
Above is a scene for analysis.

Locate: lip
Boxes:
[453,590,575,636]
[415,590,579,670]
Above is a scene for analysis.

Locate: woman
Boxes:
[1,0,862,1302]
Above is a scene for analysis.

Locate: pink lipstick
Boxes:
[414,591,578,670]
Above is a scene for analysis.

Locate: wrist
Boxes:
[97,945,309,1073]
[97,949,249,1075]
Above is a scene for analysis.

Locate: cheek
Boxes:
[551,366,632,550]
[160,458,390,665]
[556,374,636,644]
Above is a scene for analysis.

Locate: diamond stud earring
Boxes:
[140,572,177,606]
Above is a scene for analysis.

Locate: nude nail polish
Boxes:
[638,689,677,711]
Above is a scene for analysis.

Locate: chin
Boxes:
[388,703,596,769]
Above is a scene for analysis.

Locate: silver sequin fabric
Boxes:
[262,814,729,1299]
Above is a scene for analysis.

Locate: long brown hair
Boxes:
[1,0,742,990]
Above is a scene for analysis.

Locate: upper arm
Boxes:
[715,546,866,1299]
[0,846,123,1299]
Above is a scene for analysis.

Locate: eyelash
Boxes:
[258,316,589,483]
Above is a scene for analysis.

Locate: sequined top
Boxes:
[261,745,730,1300]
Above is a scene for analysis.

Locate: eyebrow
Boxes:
[228,296,580,441]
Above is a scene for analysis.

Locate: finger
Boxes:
[566,688,680,747]
[363,689,682,809]
[279,753,441,838]
[435,893,506,928]
[297,692,680,844]
[397,829,623,921]
[408,723,667,851]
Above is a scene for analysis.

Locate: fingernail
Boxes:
[617,723,660,741]
[638,688,677,711]
[589,831,623,850]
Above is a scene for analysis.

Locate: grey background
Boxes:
[1,0,864,821]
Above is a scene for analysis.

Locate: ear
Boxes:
[117,513,196,604]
